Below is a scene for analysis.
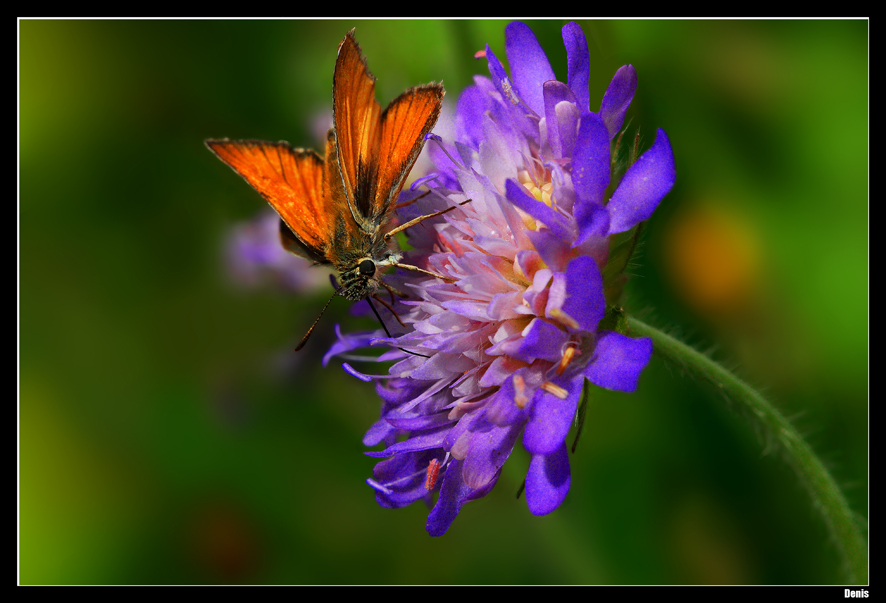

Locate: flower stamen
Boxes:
[541,381,569,399]
[501,79,520,105]
[514,374,529,409]
[425,458,442,490]
[548,307,580,330]
[556,345,578,376]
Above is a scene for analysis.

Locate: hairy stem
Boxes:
[627,316,867,584]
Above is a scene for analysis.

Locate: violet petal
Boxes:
[462,422,522,489]
[385,411,454,432]
[543,81,577,159]
[600,65,637,139]
[505,179,573,242]
[483,371,532,426]
[455,84,491,149]
[572,112,611,244]
[371,451,437,508]
[505,21,555,117]
[364,425,449,458]
[513,318,570,363]
[523,376,581,455]
[525,228,572,273]
[363,418,397,447]
[426,459,471,536]
[584,330,653,392]
[562,22,590,113]
[526,442,571,515]
[546,255,605,333]
[607,128,676,234]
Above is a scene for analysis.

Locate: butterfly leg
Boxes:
[366,296,430,359]
[378,278,409,304]
[372,293,407,328]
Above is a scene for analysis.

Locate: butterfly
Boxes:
[206,29,449,350]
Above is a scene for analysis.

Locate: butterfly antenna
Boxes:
[382,199,473,284]
[394,189,431,210]
[295,290,337,351]
[383,198,472,242]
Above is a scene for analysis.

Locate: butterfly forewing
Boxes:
[332,31,383,232]
[373,84,444,223]
[205,139,333,261]
[332,30,444,235]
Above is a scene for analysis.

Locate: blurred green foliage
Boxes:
[19,19,867,584]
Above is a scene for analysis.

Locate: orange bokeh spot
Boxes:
[664,206,761,316]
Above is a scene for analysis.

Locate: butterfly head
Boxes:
[336,250,402,301]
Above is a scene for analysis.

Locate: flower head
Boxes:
[226,209,328,293]
[326,21,675,535]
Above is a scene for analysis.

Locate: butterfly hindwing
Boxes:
[279,219,327,265]
[205,139,332,262]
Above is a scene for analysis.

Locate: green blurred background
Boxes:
[19,19,868,584]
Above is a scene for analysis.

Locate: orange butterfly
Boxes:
[206,30,449,349]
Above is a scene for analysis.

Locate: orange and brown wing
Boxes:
[331,30,382,232]
[205,139,332,263]
[331,30,444,233]
[373,83,444,223]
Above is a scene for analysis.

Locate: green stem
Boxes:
[627,316,867,584]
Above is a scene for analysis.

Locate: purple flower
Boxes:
[225,209,329,292]
[327,21,675,535]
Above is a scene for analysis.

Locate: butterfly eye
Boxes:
[358,259,376,277]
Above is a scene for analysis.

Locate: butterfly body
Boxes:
[322,216,402,302]
[206,29,444,305]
